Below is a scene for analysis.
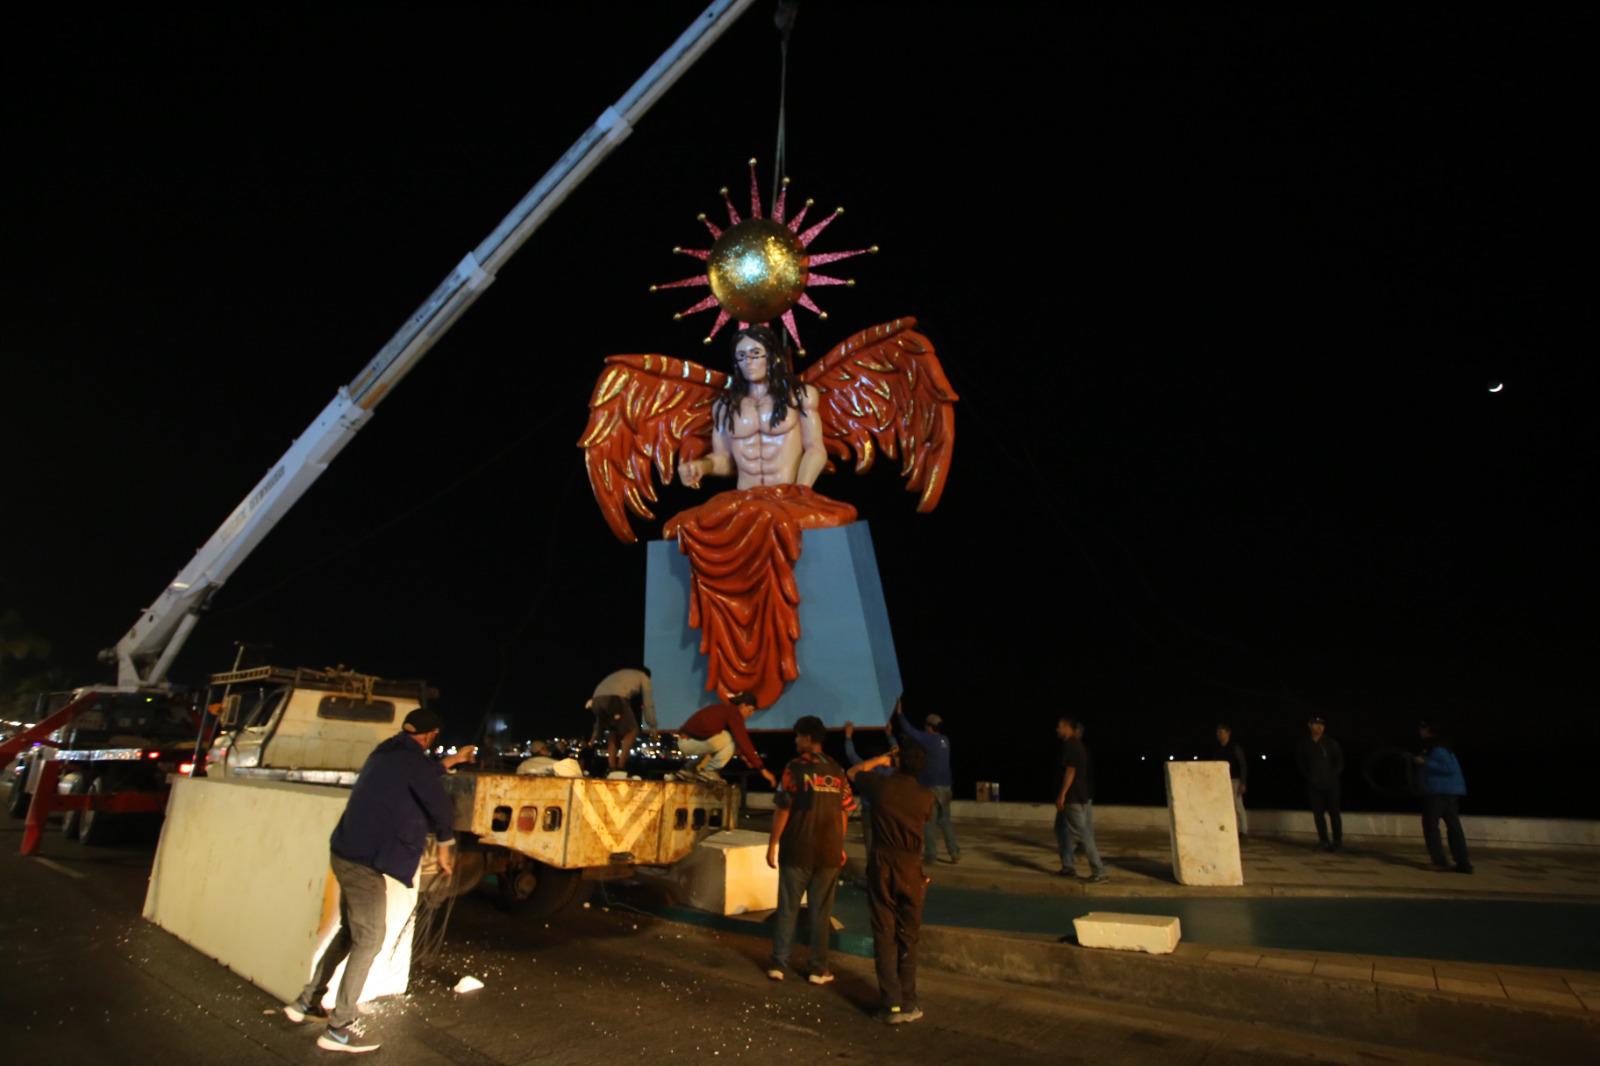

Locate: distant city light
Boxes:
[1488,381,1505,393]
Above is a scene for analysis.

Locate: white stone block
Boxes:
[1073,912,1181,954]
[1165,761,1244,886]
[144,776,415,1006]
[647,829,778,916]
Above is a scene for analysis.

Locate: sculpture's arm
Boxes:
[796,384,828,487]
[679,411,737,487]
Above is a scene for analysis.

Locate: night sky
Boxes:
[4,4,1592,815]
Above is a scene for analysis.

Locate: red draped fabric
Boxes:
[663,485,857,708]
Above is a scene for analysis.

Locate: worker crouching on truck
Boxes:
[282,708,476,1054]
[676,691,777,787]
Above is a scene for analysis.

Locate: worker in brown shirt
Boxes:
[849,742,933,1024]
[676,691,777,786]
[766,715,854,984]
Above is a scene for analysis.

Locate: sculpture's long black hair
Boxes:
[715,323,805,432]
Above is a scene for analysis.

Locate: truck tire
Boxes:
[78,775,113,846]
[497,862,589,922]
[6,759,30,819]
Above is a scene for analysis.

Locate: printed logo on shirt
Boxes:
[801,771,846,794]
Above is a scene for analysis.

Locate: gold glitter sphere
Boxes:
[706,218,809,323]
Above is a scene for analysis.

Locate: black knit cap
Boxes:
[403,707,443,734]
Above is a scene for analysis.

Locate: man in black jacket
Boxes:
[1212,723,1249,839]
[282,708,475,1054]
[848,743,933,1024]
[1295,715,1343,852]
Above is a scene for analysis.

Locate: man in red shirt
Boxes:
[676,692,777,787]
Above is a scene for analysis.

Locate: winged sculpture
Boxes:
[578,317,957,707]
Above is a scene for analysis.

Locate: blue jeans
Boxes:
[770,863,841,973]
[1054,801,1105,877]
[924,786,959,861]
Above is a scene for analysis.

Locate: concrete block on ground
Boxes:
[640,829,778,916]
[1165,761,1244,886]
[143,776,414,1006]
[1072,912,1181,955]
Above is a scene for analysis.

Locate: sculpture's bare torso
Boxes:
[678,334,827,491]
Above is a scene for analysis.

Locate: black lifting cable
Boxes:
[770,1,800,212]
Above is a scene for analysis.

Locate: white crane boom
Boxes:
[103,0,756,688]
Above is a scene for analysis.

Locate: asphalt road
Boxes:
[0,805,1487,1065]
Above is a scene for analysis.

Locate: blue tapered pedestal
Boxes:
[644,521,902,731]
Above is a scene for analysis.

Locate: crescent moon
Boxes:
[1488,382,1504,393]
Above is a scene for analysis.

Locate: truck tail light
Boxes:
[145,750,161,760]
[178,762,195,776]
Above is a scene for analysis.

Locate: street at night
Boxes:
[2,3,1594,1063]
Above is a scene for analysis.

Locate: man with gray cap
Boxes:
[282,707,475,1053]
[892,699,959,864]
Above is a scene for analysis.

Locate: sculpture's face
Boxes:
[733,335,770,385]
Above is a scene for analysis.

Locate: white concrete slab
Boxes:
[1073,911,1181,954]
[1165,761,1244,886]
[143,776,414,1006]
[640,829,778,915]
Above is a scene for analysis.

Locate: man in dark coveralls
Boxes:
[848,743,934,1024]
[281,707,474,1054]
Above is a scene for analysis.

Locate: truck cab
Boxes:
[206,666,431,784]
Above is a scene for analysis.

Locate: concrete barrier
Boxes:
[143,776,415,1008]
[1073,912,1181,954]
[742,793,1599,849]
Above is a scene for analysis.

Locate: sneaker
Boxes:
[1455,864,1475,875]
[944,855,961,864]
[766,967,785,982]
[1056,868,1077,879]
[316,1024,380,1054]
[876,1007,903,1024]
[889,1007,924,1024]
[1085,874,1109,884]
[282,997,326,1024]
[807,971,835,985]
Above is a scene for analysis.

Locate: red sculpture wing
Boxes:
[578,355,730,543]
[800,317,959,512]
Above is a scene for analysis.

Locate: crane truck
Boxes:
[1,0,759,916]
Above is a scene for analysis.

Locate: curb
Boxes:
[616,891,1598,1065]
[918,924,1599,1066]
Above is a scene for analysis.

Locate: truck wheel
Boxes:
[6,759,31,819]
[498,862,589,921]
[78,776,113,846]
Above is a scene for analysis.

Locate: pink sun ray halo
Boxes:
[797,292,825,317]
[676,293,720,318]
[704,308,733,344]
[747,160,763,220]
[698,214,722,240]
[798,209,843,248]
[806,274,851,287]
[653,275,709,291]
[673,247,711,261]
[804,247,873,268]
[786,199,813,233]
[780,309,803,352]
[772,177,790,224]
[720,186,742,227]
